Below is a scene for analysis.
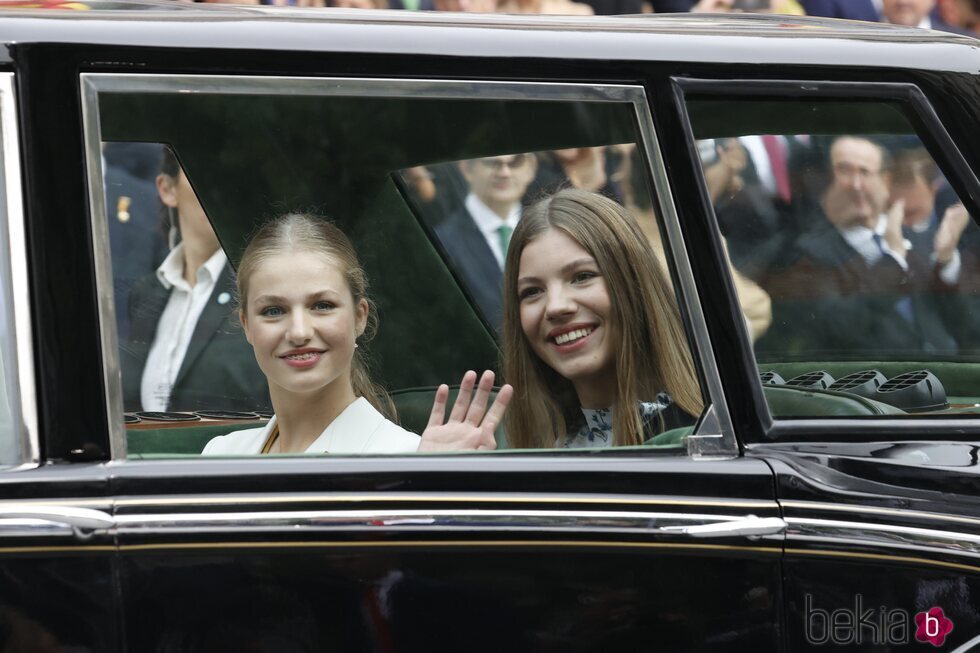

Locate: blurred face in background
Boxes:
[460,153,537,217]
[882,0,936,26]
[823,137,889,230]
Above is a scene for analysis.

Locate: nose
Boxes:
[286,310,313,344]
[544,284,576,320]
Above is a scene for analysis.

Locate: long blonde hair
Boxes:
[237,213,396,419]
[502,189,702,448]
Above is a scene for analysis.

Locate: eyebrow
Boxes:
[253,290,340,304]
[517,257,597,286]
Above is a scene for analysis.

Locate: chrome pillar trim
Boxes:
[79,74,127,460]
[80,72,734,460]
[633,100,737,458]
[0,73,39,467]
[788,517,980,561]
[113,508,784,540]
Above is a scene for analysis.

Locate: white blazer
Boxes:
[202,397,421,455]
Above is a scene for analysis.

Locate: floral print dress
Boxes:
[559,392,676,449]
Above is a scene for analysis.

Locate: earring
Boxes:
[354,343,359,349]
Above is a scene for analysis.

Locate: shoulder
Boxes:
[436,206,476,237]
[314,398,420,454]
[201,424,270,455]
[366,418,422,454]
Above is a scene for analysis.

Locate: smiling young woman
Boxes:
[502,189,703,449]
[202,213,512,455]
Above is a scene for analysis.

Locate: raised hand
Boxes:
[934,203,971,266]
[883,198,907,260]
[418,370,514,452]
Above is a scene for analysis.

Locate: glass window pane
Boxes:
[95,80,706,456]
[687,97,980,419]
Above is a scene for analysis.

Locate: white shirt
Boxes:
[837,215,960,284]
[465,193,521,269]
[201,397,421,455]
[140,245,228,411]
[739,135,777,197]
[838,215,909,271]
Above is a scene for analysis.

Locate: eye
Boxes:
[572,271,598,283]
[259,306,284,317]
[518,286,542,301]
[312,301,336,311]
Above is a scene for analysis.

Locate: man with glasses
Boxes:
[435,153,538,329]
[762,136,964,357]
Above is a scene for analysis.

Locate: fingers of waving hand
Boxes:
[426,384,451,431]
[448,370,477,423]
[463,370,496,426]
[474,383,513,451]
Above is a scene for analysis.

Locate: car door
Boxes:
[64,21,786,652]
[674,65,980,650]
[0,64,119,650]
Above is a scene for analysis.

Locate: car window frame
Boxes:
[673,76,980,445]
[79,72,740,461]
[0,71,39,469]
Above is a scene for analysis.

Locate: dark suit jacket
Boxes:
[800,0,878,21]
[759,223,957,358]
[434,206,505,330]
[121,265,270,413]
[104,161,168,342]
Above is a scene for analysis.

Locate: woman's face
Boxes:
[516,228,616,408]
[240,250,367,400]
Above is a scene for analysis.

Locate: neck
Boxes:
[268,376,357,454]
[574,374,616,411]
[484,199,516,222]
[182,240,220,287]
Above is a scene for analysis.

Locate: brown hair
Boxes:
[237,213,395,419]
[889,147,938,190]
[502,189,703,448]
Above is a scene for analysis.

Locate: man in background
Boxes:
[434,153,537,329]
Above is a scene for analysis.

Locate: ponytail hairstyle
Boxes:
[236,213,396,419]
[502,189,703,448]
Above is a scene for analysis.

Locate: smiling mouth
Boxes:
[282,352,320,360]
[553,327,594,345]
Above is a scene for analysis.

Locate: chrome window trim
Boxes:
[79,73,735,461]
[108,508,783,540]
[0,73,39,468]
[79,75,126,462]
[634,100,736,458]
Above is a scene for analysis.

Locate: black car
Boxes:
[0,2,978,650]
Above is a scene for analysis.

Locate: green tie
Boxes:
[498,224,513,259]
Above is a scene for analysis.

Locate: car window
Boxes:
[686,96,980,420]
[88,76,709,458]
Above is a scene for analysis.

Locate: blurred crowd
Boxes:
[184,0,980,37]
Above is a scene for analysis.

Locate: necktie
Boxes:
[498,224,513,259]
[762,134,791,204]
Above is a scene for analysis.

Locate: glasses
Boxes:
[474,153,532,171]
[833,161,881,183]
